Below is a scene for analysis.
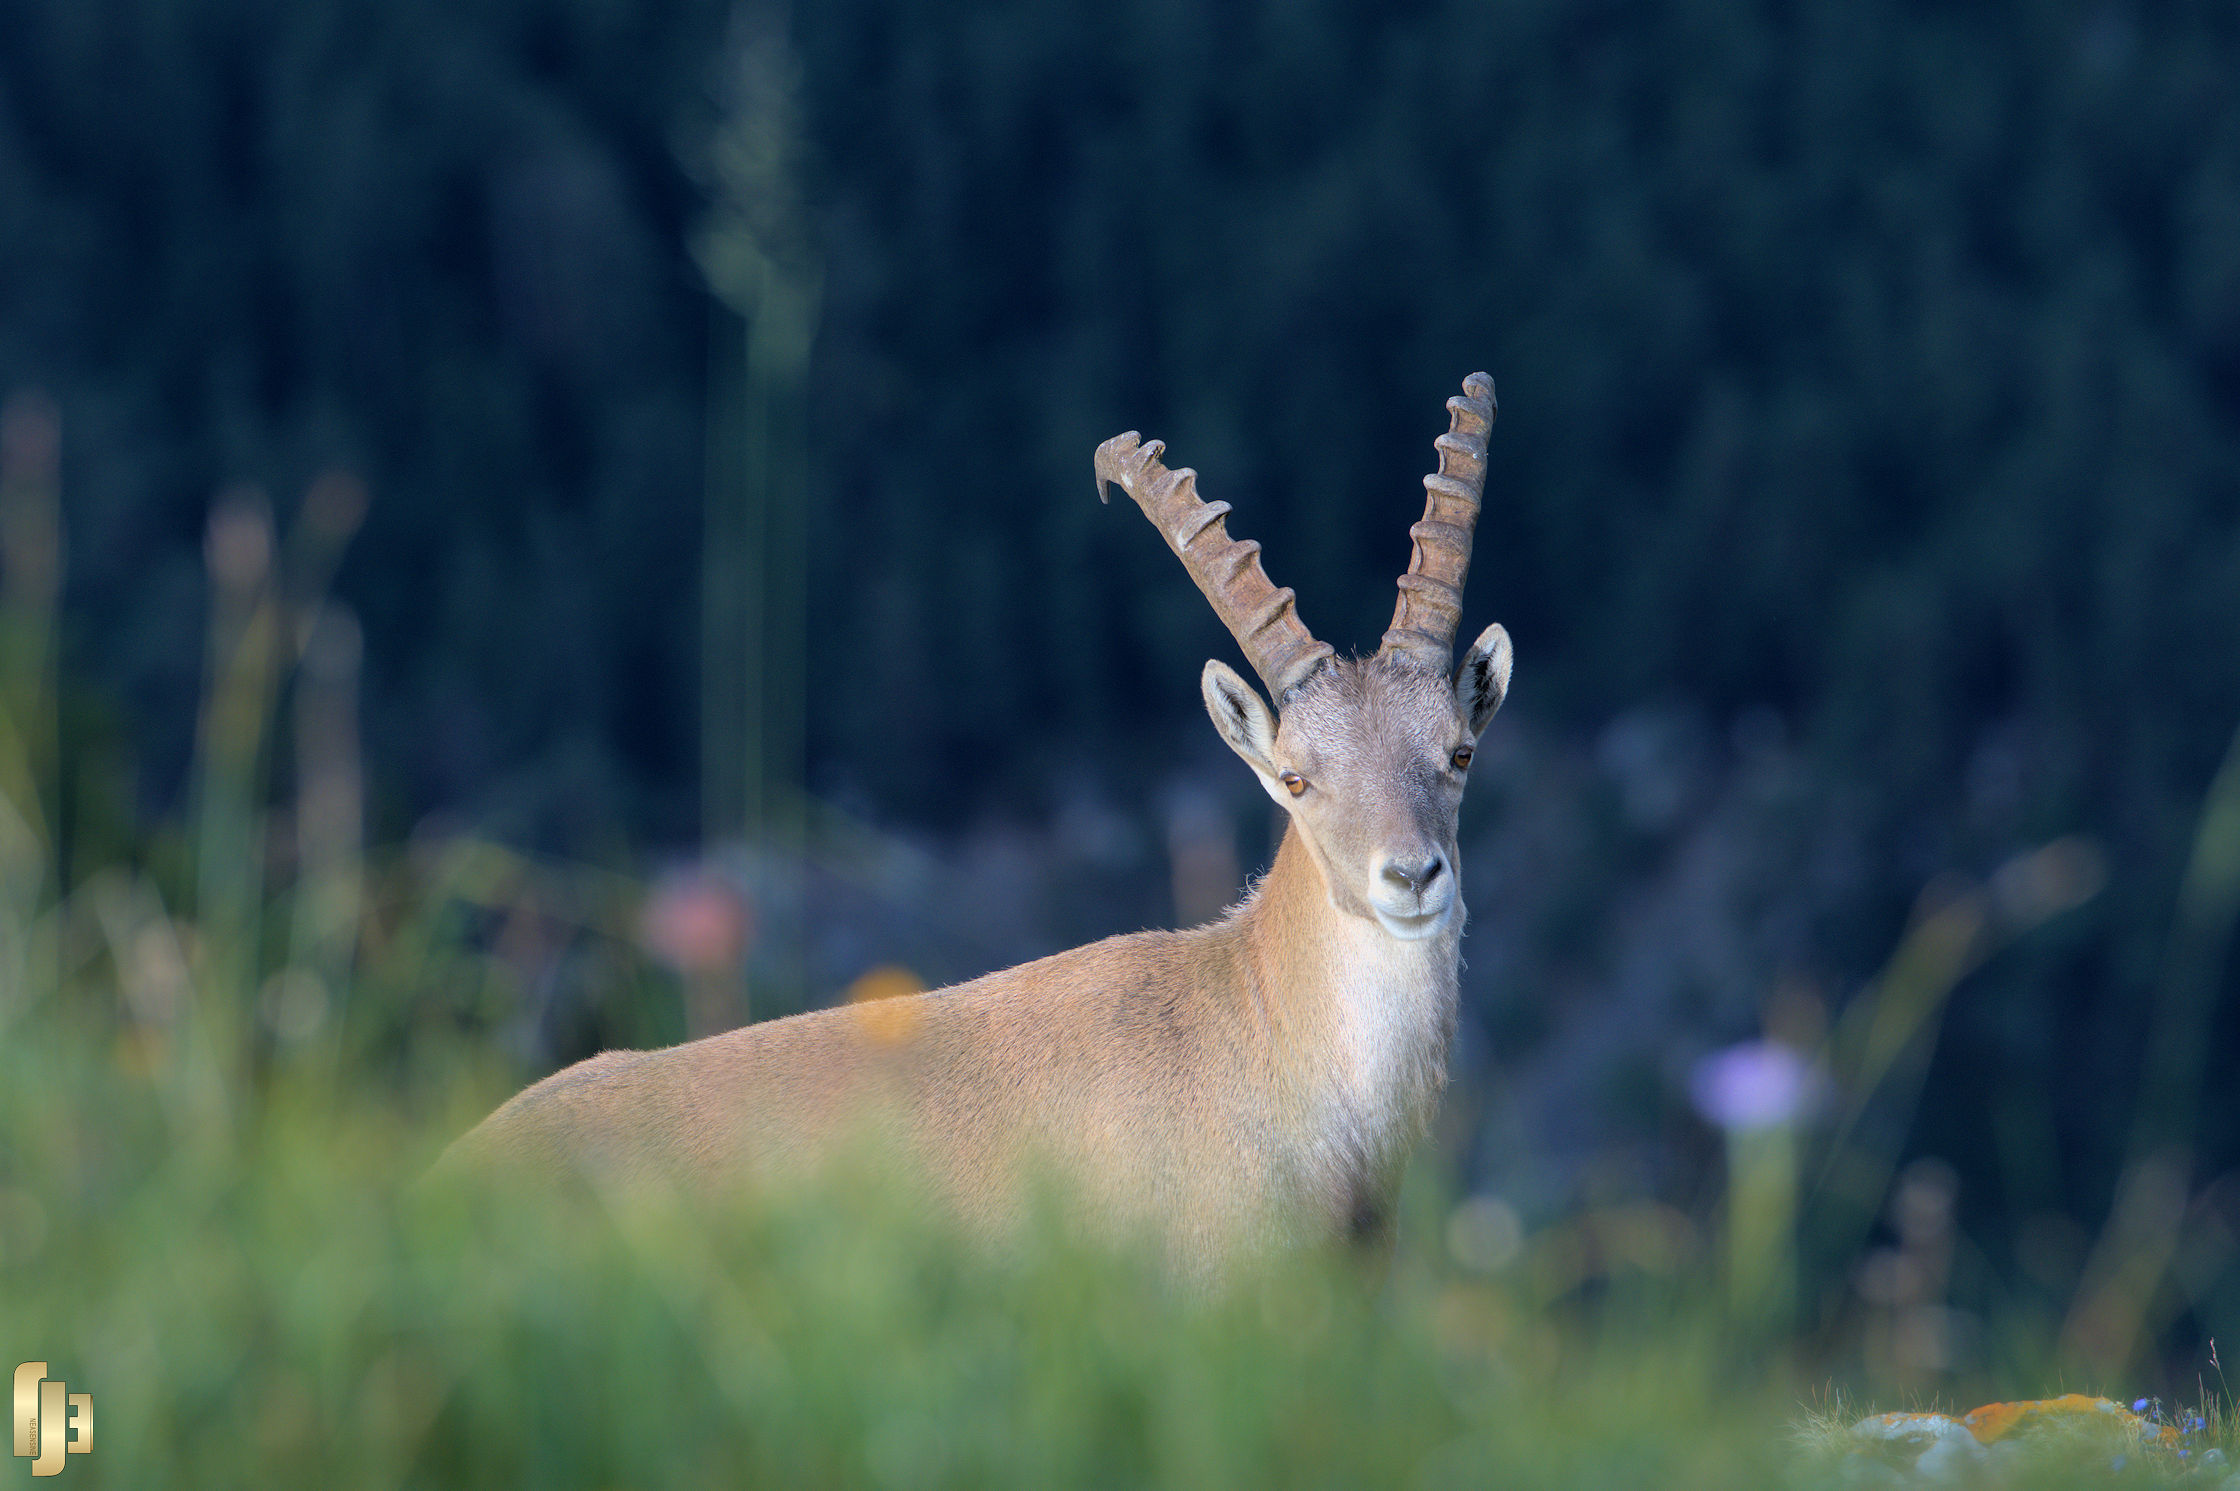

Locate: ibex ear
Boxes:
[1202,660,1280,781]
[1455,623,1512,737]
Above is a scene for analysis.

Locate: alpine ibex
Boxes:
[443,374,1512,1268]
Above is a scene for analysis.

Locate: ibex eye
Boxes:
[1451,747,1474,771]
[1280,771,1307,797]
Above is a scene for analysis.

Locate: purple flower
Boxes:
[2133,1399,2150,1414]
[1688,1041,1826,1131]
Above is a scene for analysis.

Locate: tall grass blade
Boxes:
[0,392,61,1028]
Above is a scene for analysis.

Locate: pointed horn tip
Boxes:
[1093,431,1146,503]
[1450,375,1497,429]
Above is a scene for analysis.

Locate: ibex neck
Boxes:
[1238,824,1459,1183]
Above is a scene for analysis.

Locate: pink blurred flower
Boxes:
[639,871,754,975]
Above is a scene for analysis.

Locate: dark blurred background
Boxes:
[3,0,2239,1380]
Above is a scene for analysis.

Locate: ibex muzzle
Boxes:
[442,374,1512,1272]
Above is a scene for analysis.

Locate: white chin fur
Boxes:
[1371,900,1456,941]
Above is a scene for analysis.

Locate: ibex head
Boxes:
[1097,374,1511,941]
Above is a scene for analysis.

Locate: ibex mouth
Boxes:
[1371,898,1457,941]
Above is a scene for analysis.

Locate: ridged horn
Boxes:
[1097,431,1333,701]
[1379,373,1496,672]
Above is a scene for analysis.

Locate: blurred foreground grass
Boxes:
[1,1021,1797,1488]
[4,992,2230,1490]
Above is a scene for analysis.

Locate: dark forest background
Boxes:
[3,0,2239,1370]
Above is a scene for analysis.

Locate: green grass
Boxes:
[2,1011,1803,1489]
[10,998,2231,1488]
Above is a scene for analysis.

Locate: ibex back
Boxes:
[442,374,1513,1270]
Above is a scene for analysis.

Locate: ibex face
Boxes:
[1100,371,1511,943]
[1201,641,1509,941]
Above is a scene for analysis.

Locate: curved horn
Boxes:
[1379,373,1496,672]
[1097,432,1333,700]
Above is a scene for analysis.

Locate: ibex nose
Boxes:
[1380,855,1445,894]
